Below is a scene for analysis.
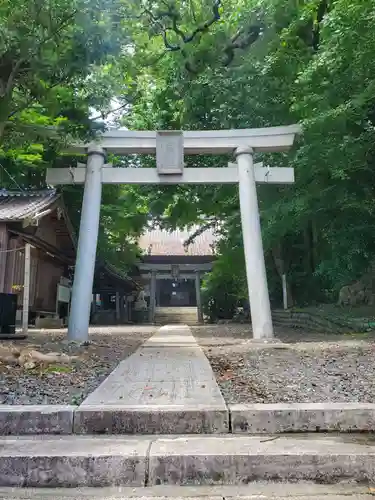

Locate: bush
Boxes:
[201,250,247,322]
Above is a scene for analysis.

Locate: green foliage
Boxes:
[0,0,137,272]
[123,0,375,317]
[1,0,117,140]
[201,242,247,322]
[3,0,375,306]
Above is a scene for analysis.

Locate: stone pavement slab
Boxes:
[0,484,372,499]
[148,434,375,485]
[75,325,228,434]
[0,435,149,487]
[0,405,75,435]
[230,402,375,433]
[2,434,375,487]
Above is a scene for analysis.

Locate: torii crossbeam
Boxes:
[46,125,301,341]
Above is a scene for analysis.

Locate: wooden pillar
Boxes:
[282,274,288,310]
[0,223,8,293]
[156,279,161,307]
[4,238,17,293]
[195,271,203,323]
[127,295,133,323]
[119,294,124,322]
[149,271,156,323]
[122,295,128,323]
[22,243,31,334]
[115,291,120,323]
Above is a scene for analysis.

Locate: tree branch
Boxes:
[183,219,218,247]
[222,24,262,66]
[182,0,221,44]
[144,0,222,52]
[0,7,78,103]
[90,102,130,122]
[37,10,78,49]
[0,58,25,98]
[189,0,198,23]
[7,70,82,121]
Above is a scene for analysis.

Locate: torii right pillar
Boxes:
[236,146,273,340]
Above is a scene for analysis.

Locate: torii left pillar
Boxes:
[236,147,273,339]
[68,144,105,341]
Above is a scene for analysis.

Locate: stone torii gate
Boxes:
[46,125,300,342]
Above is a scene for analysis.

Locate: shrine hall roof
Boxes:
[138,226,217,257]
[0,189,59,221]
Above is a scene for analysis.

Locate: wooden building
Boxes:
[0,189,75,325]
[0,189,136,326]
[92,261,139,325]
[137,226,217,323]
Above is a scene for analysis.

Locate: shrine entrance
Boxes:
[157,280,195,307]
[47,125,300,341]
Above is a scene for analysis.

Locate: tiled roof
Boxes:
[0,190,59,221]
[138,226,217,256]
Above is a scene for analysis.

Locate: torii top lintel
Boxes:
[67,125,301,155]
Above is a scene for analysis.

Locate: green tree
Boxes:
[4,0,375,302]
[123,0,375,314]
[0,0,139,271]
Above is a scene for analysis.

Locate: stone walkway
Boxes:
[0,484,373,499]
[75,325,229,433]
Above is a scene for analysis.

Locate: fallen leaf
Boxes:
[44,365,72,374]
[220,370,234,381]
[24,361,36,370]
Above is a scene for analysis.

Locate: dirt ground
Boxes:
[0,326,155,405]
[192,324,375,404]
[2,323,375,406]
[192,323,375,346]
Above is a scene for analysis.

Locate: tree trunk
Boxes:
[0,121,5,144]
[304,221,316,274]
[272,242,294,308]
[0,92,12,144]
[285,279,294,309]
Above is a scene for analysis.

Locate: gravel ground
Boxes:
[0,326,155,405]
[3,323,375,406]
[192,324,375,403]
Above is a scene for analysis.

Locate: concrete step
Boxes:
[155,308,199,325]
[155,322,200,326]
[1,434,375,487]
[155,314,198,317]
[153,325,200,327]
[0,484,372,499]
[155,315,198,319]
[154,316,199,320]
[155,311,198,314]
[154,313,198,316]
[155,308,198,312]
[2,402,375,436]
[155,317,199,320]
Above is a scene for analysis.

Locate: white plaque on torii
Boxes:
[156,131,184,174]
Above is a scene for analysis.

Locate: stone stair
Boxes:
[0,434,375,488]
[154,306,200,325]
[1,484,372,499]
[1,325,375,494]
